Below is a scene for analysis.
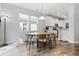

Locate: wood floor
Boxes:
[26,42,75,56]
[26,41,79,56]
[0,41,79,56]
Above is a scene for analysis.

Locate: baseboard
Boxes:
[59,40,68,42]
[60,39,74,43]
[59,40,75,43]
[68,41,74,43]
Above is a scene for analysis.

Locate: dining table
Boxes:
[26,32,57,50]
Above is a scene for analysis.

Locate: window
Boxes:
[31,24,37,31]
[19,13,29,31]
[31,16,38,23]
[19,13,38,32]
[19,13,29,21]
[30,16,38,31]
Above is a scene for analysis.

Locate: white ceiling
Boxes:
[10,3,74,18]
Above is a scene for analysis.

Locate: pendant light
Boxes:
[39,3,45,20]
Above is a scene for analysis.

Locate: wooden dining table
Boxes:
[26,32,58,50]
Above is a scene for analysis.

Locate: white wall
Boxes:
[0,3,44,45]
[45,6,75,43]
[59,4,79,43]
[61,6,75,43]
[0,17,4,45]
[74,4,79,43]
[45,16,55,26]
[0,4,4,45]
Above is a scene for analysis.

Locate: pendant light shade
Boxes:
[39,16,45,20]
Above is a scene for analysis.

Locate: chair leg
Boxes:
[32,41,35,49]
[29,37,32,51]
[26,41,28,48]
[26,36,29,48]
[29,41,31,51]
[43,42,46,50]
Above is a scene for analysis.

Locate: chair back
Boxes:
[37,34,46,39]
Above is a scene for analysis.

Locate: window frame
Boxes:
[19,13,39,32]
[19,13,29,31]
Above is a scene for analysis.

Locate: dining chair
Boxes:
[51,34,58,48]
[46,34,52,49]
[37,34,47,50]
[25,35,37,50]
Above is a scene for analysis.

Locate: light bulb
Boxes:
[39,16,45,20]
